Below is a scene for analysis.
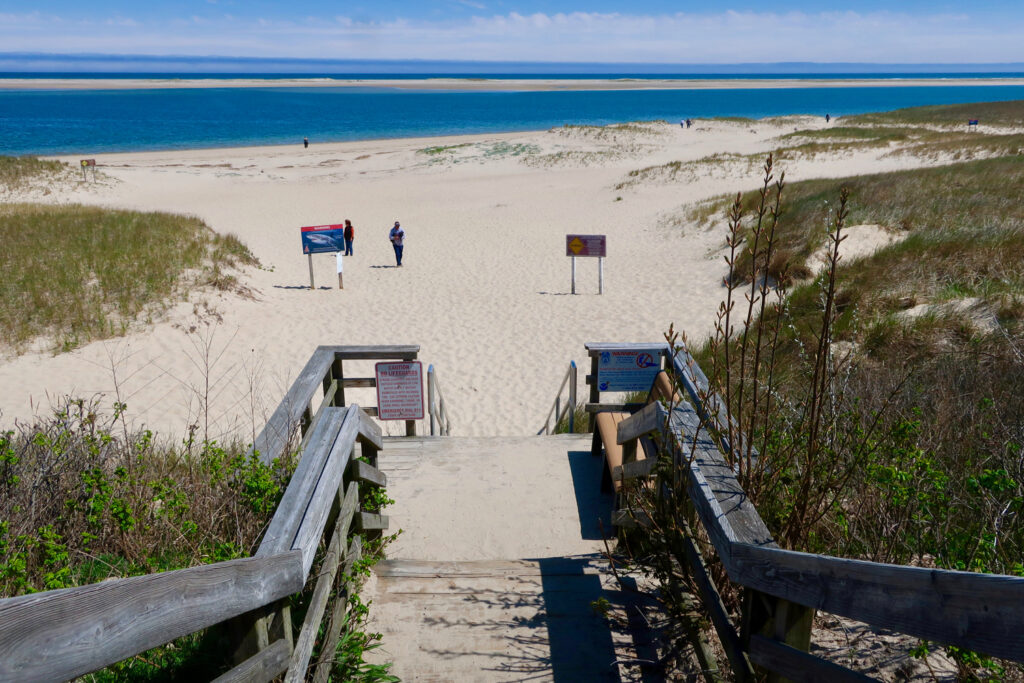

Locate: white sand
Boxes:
[0,117,936,440]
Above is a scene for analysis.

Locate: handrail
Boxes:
[610,342,1024,680]
[426,364,452,436]
[537,360,577,434]
[0,345,404,682]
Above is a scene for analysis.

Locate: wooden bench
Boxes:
[591,371,680,496]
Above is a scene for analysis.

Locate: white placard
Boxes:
[375,361,424,420]
[597,349,661,392]
[336,252,344,273]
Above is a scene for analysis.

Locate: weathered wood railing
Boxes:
[426,364,453,436]
[0,345,413,682]
[609,342,1024,681]
[537,360,578,434]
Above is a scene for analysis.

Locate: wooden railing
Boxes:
[537,360,578,435]
[426,364,452,436]
[609,342,1024,681]
[0,345,413,683]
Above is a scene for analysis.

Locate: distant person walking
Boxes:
[344,219,354,256]
[304,137,309,148]
[825,114,831,123]
[389,221,405,267]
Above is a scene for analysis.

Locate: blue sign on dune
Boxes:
[300,224,346,254]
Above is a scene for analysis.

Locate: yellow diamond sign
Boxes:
[568,237,584,254]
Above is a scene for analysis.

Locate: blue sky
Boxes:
[2,2,1024,64]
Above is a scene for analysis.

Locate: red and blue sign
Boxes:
[597,349,661,392]
[301,224,346,254]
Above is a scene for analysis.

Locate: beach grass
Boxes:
[0,203,257,354]
[849,99,1024,126]
[0,155,68,191]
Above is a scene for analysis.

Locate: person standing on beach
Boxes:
[304,137,309,148]
[389,221,405,267]
[344,219,354,256]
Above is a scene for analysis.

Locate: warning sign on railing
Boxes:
[375,361,424,420]
[597,349,661,392]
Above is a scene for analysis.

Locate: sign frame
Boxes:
[565,234,607,295]
[596,349,662,392]
[374,361,425,421]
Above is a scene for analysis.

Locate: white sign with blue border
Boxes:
[597,349,661,392]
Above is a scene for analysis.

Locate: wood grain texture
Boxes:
[318,345,420,360]
[349,459,387,488]
[257,408,346,559]
[355,512,390,531]
[616,400,668,444]
[312,535,363,683]
[286,482,359,683]
[253,347,334,465]
[356,407,384,450]
[291,406,360,576]
[212,638,292,683]
[732,544,1024,662]
[748,635,878,683]
[0,551,304,683]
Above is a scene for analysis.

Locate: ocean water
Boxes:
[2,82,1024,156]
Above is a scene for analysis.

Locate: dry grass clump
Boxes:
[0,155,68,191]
[0,203,257,354]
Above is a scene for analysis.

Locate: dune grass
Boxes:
[0,203,257,354]
[0,155,68,191]
[849,99,1024,127]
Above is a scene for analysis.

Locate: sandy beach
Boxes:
[0,116,945,440]
[4,77,1024,91]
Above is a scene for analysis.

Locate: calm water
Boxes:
[3,82,1024,155]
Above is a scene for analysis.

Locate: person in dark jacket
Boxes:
[344,219,354,256]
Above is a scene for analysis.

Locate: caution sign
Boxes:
[375,361,424,420]
[565,234,606,257]
[597,349,661,392]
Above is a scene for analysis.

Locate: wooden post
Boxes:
[742,590,814,683]
[571,256,576,294]
[588,355,599,432]
[598,257,604,294]
[308,253,315,290]
[427,366,436,436]
[568,361,577,433]
[336,252,344,289]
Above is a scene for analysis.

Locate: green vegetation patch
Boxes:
[849,99,1024,127]
[417,143,472,155]
[0,203,257,353]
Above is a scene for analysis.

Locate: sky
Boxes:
[2,1,1024,65]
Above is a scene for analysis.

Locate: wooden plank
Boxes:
[584,402,646,414]
[320,345,420,360]
[0,551,304,683]
[730,544,1024,662]
[257,408,347,558]
[253,348,335,465]
[340,377,376,388]
[355,512,389,531]
[363,406,379,417]
[349,459,387,488]
[312,536,363,683]
[297,379,339,453]
[291,406,360,576]
[585,342,670,356]
[356,407,384,451]
[748,635,878,683]
[670,405,775,556]
[616,400,668,444]
[285,482,359,683]
[614,456,658,481]
[611,508,652,528]
[212,638,291,683]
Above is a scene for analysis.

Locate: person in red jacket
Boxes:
[344,219,354,256]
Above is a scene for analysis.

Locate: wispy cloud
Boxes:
[0,10,1021,63]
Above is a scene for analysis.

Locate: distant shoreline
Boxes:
[4,77,1024,92]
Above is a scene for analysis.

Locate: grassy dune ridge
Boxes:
[0,169,257,354]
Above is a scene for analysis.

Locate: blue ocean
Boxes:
[2,78,1024,156]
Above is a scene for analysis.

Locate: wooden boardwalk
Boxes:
[365,436,662,682]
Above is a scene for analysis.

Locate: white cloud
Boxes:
[0,10,1022,63]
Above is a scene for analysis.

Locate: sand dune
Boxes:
[1,118,938,440]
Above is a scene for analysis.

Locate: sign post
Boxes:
[336,252,344,289]
[375,361,424,436]
[79,159,96,182]
[565,234,607,295]
[300,223,347,290]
